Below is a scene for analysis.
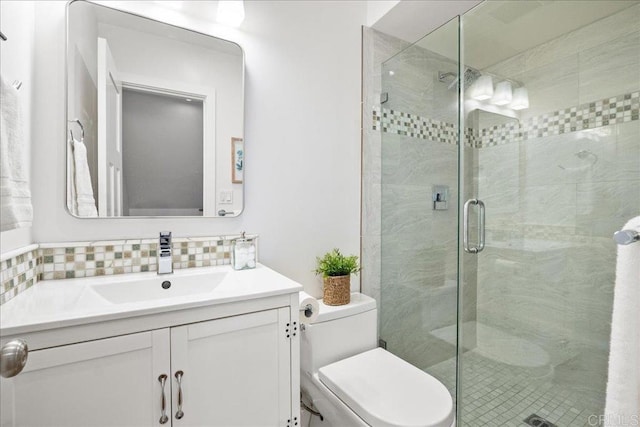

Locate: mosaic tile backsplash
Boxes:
[0,235,255,305]
[1,248,39,306]
[374,90,640,148]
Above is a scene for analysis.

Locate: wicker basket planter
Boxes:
[323,275,351,306]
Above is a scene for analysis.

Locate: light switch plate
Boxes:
[219,190,233,204]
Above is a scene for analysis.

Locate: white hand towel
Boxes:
[71,137,98,217]
[0,76,33,231]
[67,138,79,216]
[605,216,640,425]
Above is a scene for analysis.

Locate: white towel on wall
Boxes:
[0,76,33,231]
[67,138,79,216]
[71,137,98,217]
[605,215,640,425]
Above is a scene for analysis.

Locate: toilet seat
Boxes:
[318,348,455,427]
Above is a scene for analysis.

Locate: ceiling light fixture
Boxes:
[490,81,513,106]
[469,75,494,101]
[217,0,245,27]
[510,87,529,110]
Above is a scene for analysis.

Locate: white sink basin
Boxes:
[0,264,303,336]
[90,271,228,304]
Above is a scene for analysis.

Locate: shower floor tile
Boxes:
[428,351,604,427]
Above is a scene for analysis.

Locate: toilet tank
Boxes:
[301,293,377,376]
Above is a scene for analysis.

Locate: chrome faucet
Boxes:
[158,231,173,274]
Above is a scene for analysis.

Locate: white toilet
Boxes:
[301,293,455,427]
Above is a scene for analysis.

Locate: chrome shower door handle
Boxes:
[158,374,169,424]
[477,199,486,253]
[463,199,477,253]
[463,199,486,254]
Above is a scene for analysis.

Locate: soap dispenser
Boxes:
[231,232,256,270]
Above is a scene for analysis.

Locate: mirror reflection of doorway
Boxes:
[121,88,204,216]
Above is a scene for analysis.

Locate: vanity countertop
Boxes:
[0,264,302,337]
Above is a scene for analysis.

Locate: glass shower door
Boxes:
[379,17,460,399]
[458,2,640,426]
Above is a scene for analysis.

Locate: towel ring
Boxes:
[68,119,84,142]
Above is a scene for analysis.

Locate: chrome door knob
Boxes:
[0,339,28,378]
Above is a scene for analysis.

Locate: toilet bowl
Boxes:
[300,293,455,427]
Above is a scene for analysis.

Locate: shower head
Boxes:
[461,68,482,89]
[438,67,482,90]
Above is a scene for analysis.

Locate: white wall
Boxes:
[372,0,481,45]
[0,1,35,253]
[28,1,365,297]
[366,0,400,27]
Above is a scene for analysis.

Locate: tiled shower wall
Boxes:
[361,27,409,317]
[0,235,253,305]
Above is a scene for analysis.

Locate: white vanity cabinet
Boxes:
[1,330,170,427]
[170,308,292,426]
[1,306,299,427]
[0,265,302,427]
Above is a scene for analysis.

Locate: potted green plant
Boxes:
[314,248,360,306]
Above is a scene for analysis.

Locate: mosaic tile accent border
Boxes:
[1,249,39,305]
[478,91,640,148]
[373,106,462,146]
[374,91,640,148]
[0,235,257,305]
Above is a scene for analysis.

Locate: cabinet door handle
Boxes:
[158,374,169,424]
[175,370,184,420]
